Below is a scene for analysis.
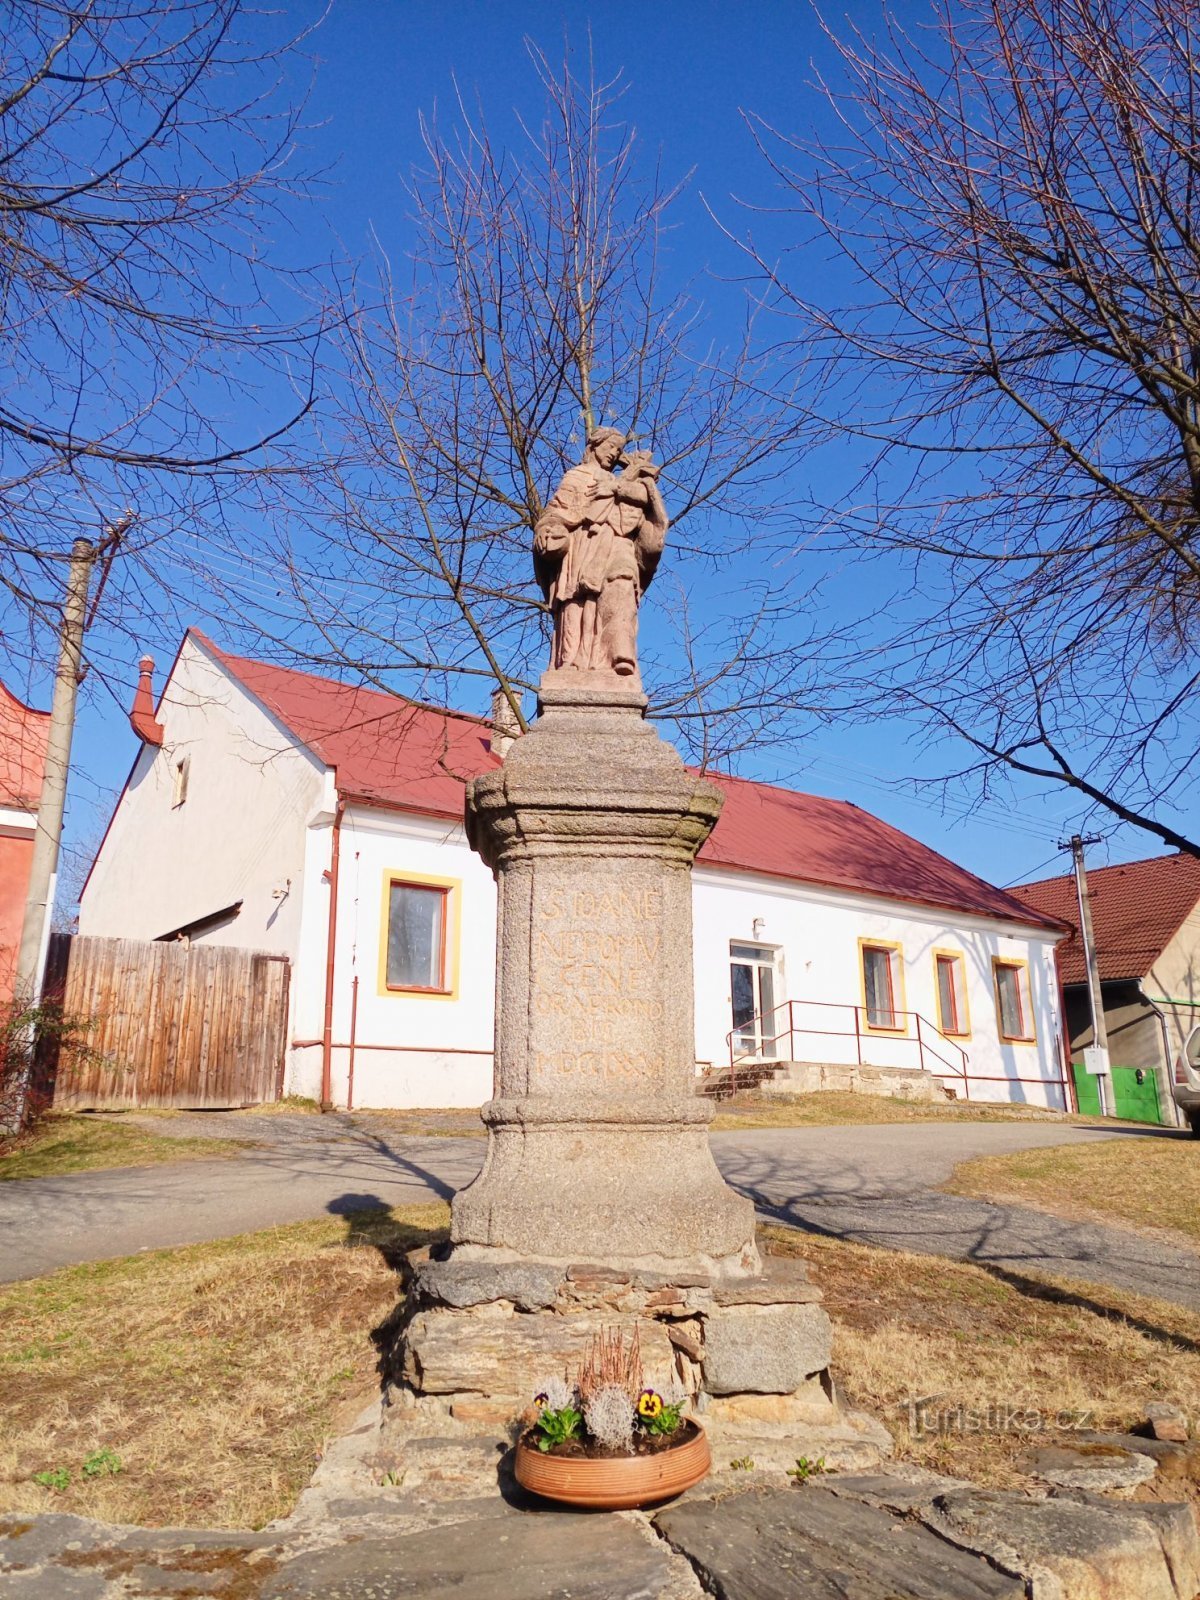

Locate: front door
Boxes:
[730,942,779,1058]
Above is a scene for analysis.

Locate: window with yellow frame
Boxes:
[858,938,907,1033]
[992,958,1035,1043]
[378,871,461,998]
[933,949,971,1038]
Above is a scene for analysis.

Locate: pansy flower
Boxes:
[637,1389,664,1419]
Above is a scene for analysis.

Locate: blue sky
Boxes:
[28,0,1176,904]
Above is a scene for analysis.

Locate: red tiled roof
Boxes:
[1011,854,1200,984]
[702,774,1061,929]
[195,632,1061,932]
[0,682,50,811]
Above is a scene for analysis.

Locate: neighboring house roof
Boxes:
[0,681,50,812]
[193,630,1062,933]
[1011,853,1200,984]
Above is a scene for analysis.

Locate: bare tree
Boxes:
[0,0,322,682]
[275,46,826,768]
[744,0,1200,853]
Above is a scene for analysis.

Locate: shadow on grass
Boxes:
[975,1262,1200,1356]
[325,1193,451,1386]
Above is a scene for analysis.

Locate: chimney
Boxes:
[130,655,165,746]
[489,686,522,758]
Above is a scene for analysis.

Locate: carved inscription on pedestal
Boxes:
[531,883,666,1089]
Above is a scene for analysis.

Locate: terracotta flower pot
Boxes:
[514,1421,710,1510]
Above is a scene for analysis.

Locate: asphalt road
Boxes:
[2,1115,1196,1309]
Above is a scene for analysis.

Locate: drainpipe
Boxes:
[1138,983,1184,1129]
[320,797,345,1113]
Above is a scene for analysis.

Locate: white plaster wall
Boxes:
[80,637,326,963]
[692,866,1067,1108]
[291,806,497,1109]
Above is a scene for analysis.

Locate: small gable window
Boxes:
[172,755,190,808]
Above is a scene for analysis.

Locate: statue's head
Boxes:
[584,426,628,470]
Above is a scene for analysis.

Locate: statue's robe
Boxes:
[533,462,666,670]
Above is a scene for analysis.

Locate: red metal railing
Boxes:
[720,998,970,1096]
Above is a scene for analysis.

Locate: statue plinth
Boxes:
[450,673,758,1280]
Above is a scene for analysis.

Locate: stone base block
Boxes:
[702,1302,833,1396]
[702,1377,835,1427]
[401,1303,678,1402]
[450,1103,759,1280]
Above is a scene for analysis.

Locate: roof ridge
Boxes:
[1017,851,1200,892]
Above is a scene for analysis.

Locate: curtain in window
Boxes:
[387,883,445,989]
[863,946,896,1028]
[936,956,961,1033]
[995,965,1025,1038]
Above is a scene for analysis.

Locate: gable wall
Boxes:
[79,637,326,963]
[1144,901,1200,1061]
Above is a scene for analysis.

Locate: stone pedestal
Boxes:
[451,672,757,1280]
[388,675,884,1460]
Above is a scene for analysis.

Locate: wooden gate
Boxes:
[42,934,290,1110]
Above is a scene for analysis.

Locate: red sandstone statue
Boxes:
[533,427,668,678]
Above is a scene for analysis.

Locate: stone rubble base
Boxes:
[3,1411,1198,1600]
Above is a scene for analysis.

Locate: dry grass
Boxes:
[944,1136,1200,1248]
[0,1202,447,1528]
[4,1200,1197,1531]
[708,1090,1107,1131]
[349,1108,486,1139]
[0,1113,247,1181]
[767,1225,1200,1491]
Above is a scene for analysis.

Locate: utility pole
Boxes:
[13,538,97,1007]
[14,515,130,1006]
[1064,833,1112,1117]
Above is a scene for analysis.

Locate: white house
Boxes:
[80,630,1071,1110]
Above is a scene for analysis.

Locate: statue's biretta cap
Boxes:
[587,426,627,449]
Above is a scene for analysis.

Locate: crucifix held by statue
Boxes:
[533,427,667,679]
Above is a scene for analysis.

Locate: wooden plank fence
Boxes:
[41,934,290,1110]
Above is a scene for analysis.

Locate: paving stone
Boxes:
[1019,1439,1158,1491]
[1074,1430,1200,1484]
[1049,1490,1200,1599]
[823,1467,971,1514]
[0,1514,284,1599]
[927,1485,1200,1600]
[702,1303,831,1395]
[262,1508,694,1599]
[0,1571,108,1598]
[654,1484,1024,1598]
